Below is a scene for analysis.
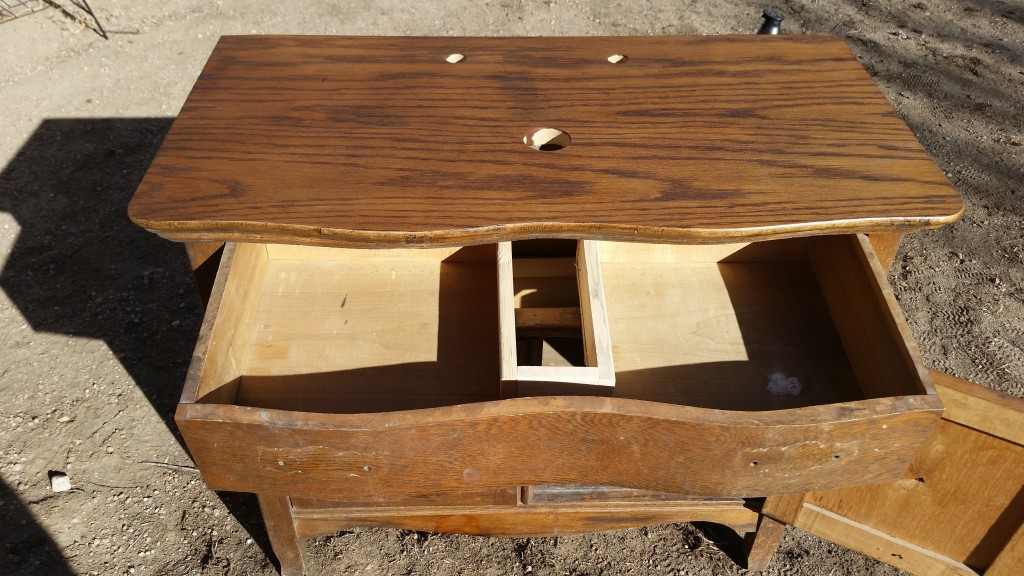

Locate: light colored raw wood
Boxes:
[199,243,501,413]
[497,241,517,398]
[601,238,873,410]
[180,243,236,405]
[932,370,1024,445]
[577,240,615,386]
[257,493,305,576]
[516,366,601,384]
[192,242,269,402]
[789,371,1024,575]
[868,233,902,270]
[291,500,760,540]
[793,503,977,576]
[596,239,815,264]
[744,515,787,571]
[499,242,614,396]
[809,234,933,398]
[987,519,1024,576]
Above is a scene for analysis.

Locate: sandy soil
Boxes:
[1,1,1021,575]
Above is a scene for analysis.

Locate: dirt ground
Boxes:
[1,1,1021,575]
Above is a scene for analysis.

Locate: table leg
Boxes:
[258,493,306,576]
[743,514,787,571]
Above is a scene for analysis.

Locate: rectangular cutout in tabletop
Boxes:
[599,235,931,411]
[193,243,501,413]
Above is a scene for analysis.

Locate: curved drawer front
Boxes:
[177,235,941,501]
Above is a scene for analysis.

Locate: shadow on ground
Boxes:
[0,117,274,562]
[0,478,73,575]
[0,118,196,442]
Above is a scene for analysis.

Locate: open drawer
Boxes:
[176,235,943,502]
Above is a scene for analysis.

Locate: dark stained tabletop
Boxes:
[128,35,962,247]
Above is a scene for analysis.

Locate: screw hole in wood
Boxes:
[524,128,571,151]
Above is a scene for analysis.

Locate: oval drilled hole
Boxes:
[524,128,571,151]
[607,54,629,64]
[446,53,465,64]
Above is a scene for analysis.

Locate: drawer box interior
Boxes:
[600,235,930,410]
[192,243,503,413]
[192,234,931,415]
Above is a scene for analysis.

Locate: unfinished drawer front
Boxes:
[177,235,941,502]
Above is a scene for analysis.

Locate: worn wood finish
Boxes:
[524,484,711,505]
[176,394,941,502]
[744,515,787,571]
[290,500,759,540]
[257,493,305,576]
[781,370,1024,575]
[795,504,977,576]
[129,36,962,248]
[514,307,581,338]
[291,485,520,509]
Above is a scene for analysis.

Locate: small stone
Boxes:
[58,415,71,423]
[106,446,114,454]
[50,473,72,492]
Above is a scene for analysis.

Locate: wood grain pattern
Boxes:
[868,233,902,270]
[187,243,503,412]
[129,36,962,248]
[176,393,942,502]
[257,493,305,576]
[744,515,787,571]
[600,236,930,411]
[794,503,977,576]
[809,234,934,399]
[789,370,1024,575]
[290,500,759,540]
[931,369,1024,445]
[577,240,615,386]
[987,519,1024,576]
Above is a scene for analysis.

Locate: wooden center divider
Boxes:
[497,240,615,398]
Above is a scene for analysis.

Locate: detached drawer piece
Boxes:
[178,234,942,503]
